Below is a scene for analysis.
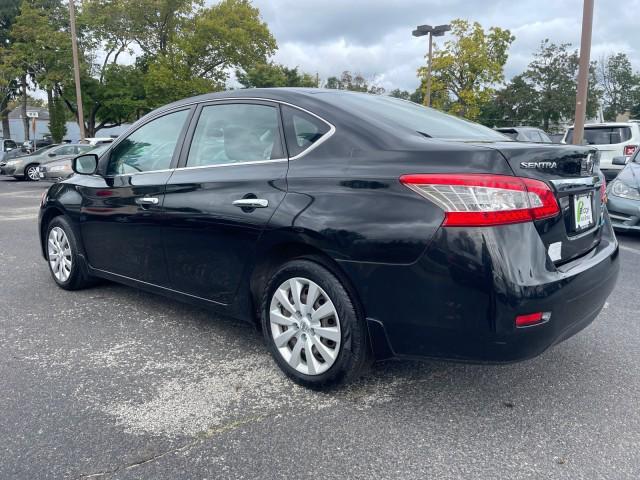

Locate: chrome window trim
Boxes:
[106,96,336,177]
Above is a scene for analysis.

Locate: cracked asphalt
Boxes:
[1,176,639,479]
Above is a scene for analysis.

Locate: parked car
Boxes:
[606,153,640,232]
[562,121,640,180]
[0,143,92,181]
[0,138,18,163]
[39,89,619,388]
[79,137,115,146]
[549,133,565,144]
[495,127,553,143]
[39,144,110,181]
[22,137,54,154]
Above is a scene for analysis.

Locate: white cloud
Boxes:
[245,0,640,92]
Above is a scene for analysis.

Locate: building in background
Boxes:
[0,105,128,142]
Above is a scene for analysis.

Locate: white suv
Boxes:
[562,121,640,180]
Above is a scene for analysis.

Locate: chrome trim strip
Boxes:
[550,176,599,188]
[173,158,288,172]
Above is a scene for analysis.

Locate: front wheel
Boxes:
[24,164,40,181]
[261,259,370,389]
[45,216,95,290]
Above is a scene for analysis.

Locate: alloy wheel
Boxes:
[48,227,72,282]
[269,277,341,376]
[26,165,39,181]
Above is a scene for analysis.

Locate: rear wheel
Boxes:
[24,164,40,181]
[46,216,94,290]
[261,259,370,389]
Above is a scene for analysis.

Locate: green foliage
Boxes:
[48,92,66,142]
[479,41,601,131]
[0,0,21,46]
[523,40,599,130]
[420,19,514,120]
[598,53,640,121]
[237,62,317,88]
[324,71,385,94]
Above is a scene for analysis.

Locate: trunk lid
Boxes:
[480,142,605,264]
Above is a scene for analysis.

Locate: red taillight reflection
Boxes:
[624,145,637,156]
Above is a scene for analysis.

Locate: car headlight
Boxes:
[610,179,640,200]
[49,165,70,172]
[5,160,19,166]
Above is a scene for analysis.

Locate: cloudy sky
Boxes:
[248,0,639,92]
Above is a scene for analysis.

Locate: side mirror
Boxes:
[73,154,99,175]
[612,156,628,166]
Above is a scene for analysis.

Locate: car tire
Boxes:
[45,216,95,290]
[24,164,40,181]
[261,258,370,389]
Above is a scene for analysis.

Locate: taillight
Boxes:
[624,145,637,156]
[516,311,551,327]
[399,174,560,227]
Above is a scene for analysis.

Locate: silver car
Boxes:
[38,144,111,182]
[0,144,93,181]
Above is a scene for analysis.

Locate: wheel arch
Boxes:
[39,206,65,258]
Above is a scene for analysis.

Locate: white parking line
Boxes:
[0,190,43,197]
[620,245,640,256]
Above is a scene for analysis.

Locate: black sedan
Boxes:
[38,89,619,388]
[607,154,640,232]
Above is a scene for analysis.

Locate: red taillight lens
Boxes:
[399,174,560,227]
[516,311,551,327]
[624,145,637,156]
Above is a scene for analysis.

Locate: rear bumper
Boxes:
[340,217,620,362]
[607,196,640,232]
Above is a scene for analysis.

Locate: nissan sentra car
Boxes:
[38,89,620,388]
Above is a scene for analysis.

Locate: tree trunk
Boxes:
[21,75,29,142]
[0,95,10,139]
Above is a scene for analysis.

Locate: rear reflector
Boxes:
[624,145,637,156]
[400,174,560,227]
[515,312,551,327]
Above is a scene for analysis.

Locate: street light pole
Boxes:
[426,32,433,107]
[68,0,85,141]
[413,24,450,108]
[572,0,594,146]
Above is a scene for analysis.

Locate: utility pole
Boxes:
[572,0,594,145]
[68,0,85,141]
[413,24,450,107]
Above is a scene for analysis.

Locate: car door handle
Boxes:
[136,197,159,206]
[232,198,269,208]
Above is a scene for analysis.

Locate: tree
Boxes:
[324,71,385,94]
[418,19,514,120]
[60,0,277,136]
[48,91,66,142]
[236,62,317,88]
[0,0,21,138]
[478,74,539,128]
[389,89,410,100]
[598,53,639,121]
[524,40,599,131]
[8,0,72,140]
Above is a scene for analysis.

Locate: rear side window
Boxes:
[566,126,632,145]
[107,109,189,175]
[186,103,283,167]
[281,106,331,157]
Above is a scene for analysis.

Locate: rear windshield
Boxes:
[565,126,631,145]
[320,92,509,141]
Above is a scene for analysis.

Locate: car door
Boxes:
[162,100,288,304]
[79,107,193,285]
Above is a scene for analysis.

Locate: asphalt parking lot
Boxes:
[1,177,639,479]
